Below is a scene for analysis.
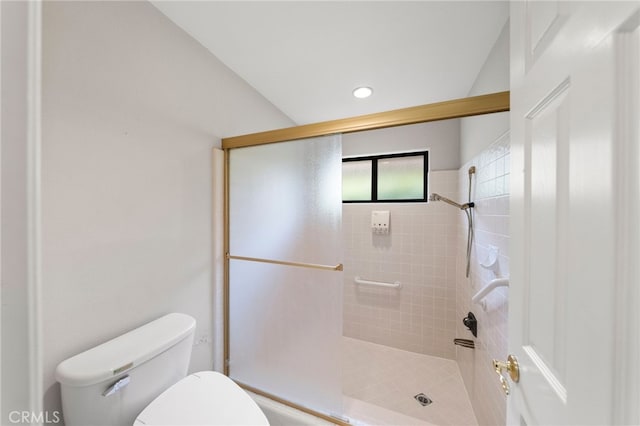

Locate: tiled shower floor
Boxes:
[343,337,478,426]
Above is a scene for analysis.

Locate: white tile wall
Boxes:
[456,131,510,426]
[343,171,459,358]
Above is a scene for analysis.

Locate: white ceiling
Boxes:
[152,1,509,125]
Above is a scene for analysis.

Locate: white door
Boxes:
[509,1,640,425]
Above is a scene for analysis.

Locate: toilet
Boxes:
[133,371,268,425]
[55,313,268,426]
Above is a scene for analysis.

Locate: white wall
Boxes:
[342,119,460,170]
[1,2,32,422]
[41,0,293,417]
[460,21,509,165]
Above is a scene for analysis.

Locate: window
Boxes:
[342,151,428,202]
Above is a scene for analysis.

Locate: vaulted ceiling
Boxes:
[152,1,509,125]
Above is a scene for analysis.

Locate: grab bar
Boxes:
[354,276,401,288]
[472,277,509,309]
[226,253,343,272]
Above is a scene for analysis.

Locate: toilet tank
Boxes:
[55,313,196,426]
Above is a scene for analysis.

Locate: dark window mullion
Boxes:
[423,152,428,199]
[371,159,378,202]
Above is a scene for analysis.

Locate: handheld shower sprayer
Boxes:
[430,165,476,277]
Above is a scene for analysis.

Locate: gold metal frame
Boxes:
[222,91,509,149]
[238,382,351,426]
[221,90,510,420]
[227,254,343,271]
[223,149,231,376]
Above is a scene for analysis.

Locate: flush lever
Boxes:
[492,354,519,395]
[102,375,130,397]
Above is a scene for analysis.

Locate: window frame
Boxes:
[342,151,429,203]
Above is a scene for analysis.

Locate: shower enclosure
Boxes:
[221,92,509,424]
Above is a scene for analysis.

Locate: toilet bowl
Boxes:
[134,371,268,425]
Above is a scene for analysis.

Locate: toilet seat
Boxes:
[133,371,269,425]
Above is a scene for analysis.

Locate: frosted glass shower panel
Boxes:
[229,135,342,265]
[229,260,343,415]
[228,134,343,416]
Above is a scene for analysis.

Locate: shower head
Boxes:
[429,193,474,210]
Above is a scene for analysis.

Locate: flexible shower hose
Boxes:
[464,170,475,278]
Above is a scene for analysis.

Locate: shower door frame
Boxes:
[221,90,510,424]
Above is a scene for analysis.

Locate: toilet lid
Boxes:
[134,371,269,425]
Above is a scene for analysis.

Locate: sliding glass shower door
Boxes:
[228,135,343,416]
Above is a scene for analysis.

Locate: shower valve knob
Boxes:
[462,312,477,337]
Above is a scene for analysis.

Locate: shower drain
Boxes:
[414,393,433,407]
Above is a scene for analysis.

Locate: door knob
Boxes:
[492,354,519,395]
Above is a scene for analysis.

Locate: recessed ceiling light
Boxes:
[353,86,373,99]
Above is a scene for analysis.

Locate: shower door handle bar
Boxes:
[354,276,401,288]
[226,253,343,272]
